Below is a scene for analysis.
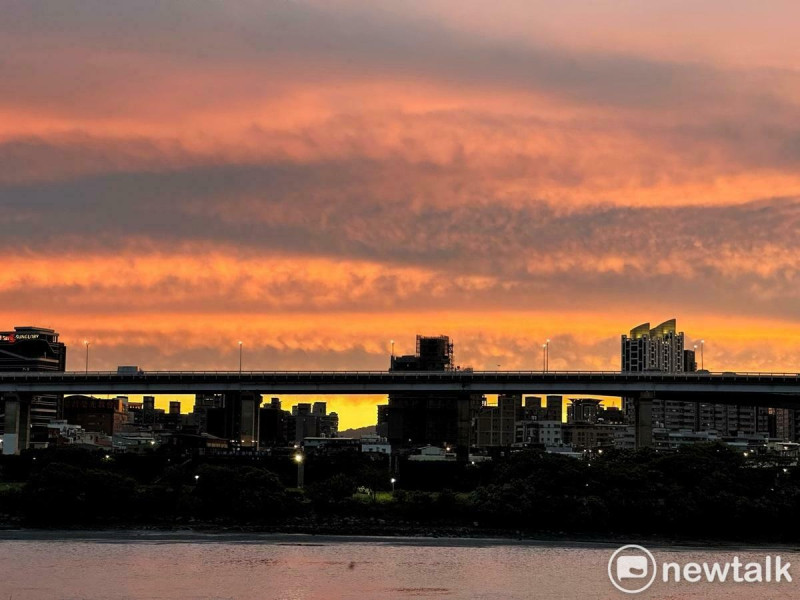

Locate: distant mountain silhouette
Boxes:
[338,425,376,438]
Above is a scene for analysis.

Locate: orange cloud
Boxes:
[3,1,800,429]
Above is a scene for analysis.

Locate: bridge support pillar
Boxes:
[2,393,31,455]
[634,393,654,450]
[455,394,475,462]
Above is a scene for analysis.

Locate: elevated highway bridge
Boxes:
[3,370,800,454]
[1,369,799,397]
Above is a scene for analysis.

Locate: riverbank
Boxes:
[4,519,800,549]
[3,528,800,553]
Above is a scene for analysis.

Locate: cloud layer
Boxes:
[2,1,799,426]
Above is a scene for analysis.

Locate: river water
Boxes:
[1,531,799,599]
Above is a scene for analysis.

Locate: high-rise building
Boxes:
[621,319,695,430]
[376,404,389,437]
[238,392,262,447]
[696,404,770,436]
[387,335,480,457]
[517,395,564,423]
[0,326,66,372]
[287,401,339,443]
[621,319,769,437]
[390,335,453,372]
[190,393,224,433]
[544,395,563,422]
[683,349,697,372]
[259,398,288,447]
[773,408,800,442]
[204,391,262,448]
[474,394,521,447]
[0,326,67,454]
[62,395,128,436]
[568,398,603,423]
[621,319,685,373]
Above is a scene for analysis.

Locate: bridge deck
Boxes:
[1,370,799,398]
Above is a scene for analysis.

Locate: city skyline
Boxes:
[0,318,779,430]
[2,2,799,428]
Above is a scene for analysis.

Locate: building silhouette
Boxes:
[189,393,224,432]
[62,395,129,437]
[567,398,603,423]
[621,319,685,373]
[205,391,262,448]
[258,398,289,446]
[621,319,696,431]
[289,402,339,443]
[0,326,67,454]
[376,404,389,437]
[386,335,480,458]
[622,319,769,437]
[475,394,522,447]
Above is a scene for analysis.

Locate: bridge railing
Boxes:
[0,370,798,379]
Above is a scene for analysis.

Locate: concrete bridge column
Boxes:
[634,392,654,450]
[2,393,31,455]
[455,394,475,462]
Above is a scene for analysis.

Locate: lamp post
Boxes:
[546,338,550,372]
[294,452,304,489]
[390,339,395,358]
[390,477,396,493]
[700,339,705,370]
[83,340,90,374]
[238,341,243,374]
[542,344,547,373]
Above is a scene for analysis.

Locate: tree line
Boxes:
[1,444,798,540]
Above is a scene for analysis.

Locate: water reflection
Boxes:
[0,532,797,600]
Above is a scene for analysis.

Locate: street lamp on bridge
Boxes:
[238,341,243,374]
[546,338,550,372]
[700,339,705,370]
[83,340,90,374]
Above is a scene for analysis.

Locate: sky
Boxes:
[2,1,800,428]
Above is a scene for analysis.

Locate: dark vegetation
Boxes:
[1,444,798,541]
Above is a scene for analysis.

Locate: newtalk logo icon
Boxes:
[608,545,658,594]
[608,545,792,594]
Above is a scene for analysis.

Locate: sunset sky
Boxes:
[2,1,800,428]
